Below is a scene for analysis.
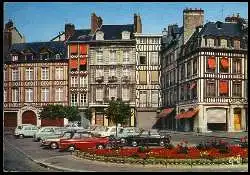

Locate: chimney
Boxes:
[91,13,102,34]
[183,8,204,44]
[134,13,142,33]
[65,23,75,40]
[5,19,14,31]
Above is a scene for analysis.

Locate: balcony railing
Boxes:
[122,76,130,82]
[95,76,104,83]
[108,76,118,82]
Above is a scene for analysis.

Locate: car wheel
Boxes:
[159,140,165,147]
[96,144,104,149]
[68,145,75,152]
[132,141,137,147]
[19,134,24,139]
[50,142,58,149]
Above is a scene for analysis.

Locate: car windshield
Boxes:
[61,132,72,139]
[17,126,23,129]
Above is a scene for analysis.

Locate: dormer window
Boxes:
[56,54,60,59]
[12,55,18,61]
[40,52,49,60]
[122,31,130,40]
[25,54,33,61]
[96,31,104,40]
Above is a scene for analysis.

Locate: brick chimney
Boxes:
[91,13,103,34]
[5,19,14,31]
[65,23,75,40]
[134,13,142,33]
[183,8,204,44]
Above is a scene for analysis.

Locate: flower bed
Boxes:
[75,145,248,166]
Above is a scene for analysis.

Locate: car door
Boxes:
[30,126,38,136]
[41,128,55,139]
[23,126,33,136]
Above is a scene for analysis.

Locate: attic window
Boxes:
[122,31,130,40]
[96,31,104,40]
[25,54,33,61]
[40,53,49,60]
[216,22,223,29]
[12,55,18,61]
[56,54,60,59]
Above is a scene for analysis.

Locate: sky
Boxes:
[4,2,248,42]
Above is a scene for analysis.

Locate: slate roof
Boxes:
[6,41,67,61]
[68,29,92,41]
[200,21,242,38]
[94,24,134,40]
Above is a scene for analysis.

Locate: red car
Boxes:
[59,132,109,152]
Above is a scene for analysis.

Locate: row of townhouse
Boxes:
[4,9,248,132]
[4,13,162,129]
[160,9,248,132]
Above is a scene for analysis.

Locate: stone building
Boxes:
[134,33,162,129]
[4,41,68,127]
[161,8,248,132]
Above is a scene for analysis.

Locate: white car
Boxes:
[14,124,38,139]
[99,126,123,137]
[65,123,85,131]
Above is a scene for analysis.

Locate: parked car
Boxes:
[33,126,67,142]
[65,122,85,131]
[98,126,123,137]
[90,125,107,137]
[126,129,171,147]
[14,124,38,139]
[59,132,109,152]
[41,131,75,149]
[109,127,140,144]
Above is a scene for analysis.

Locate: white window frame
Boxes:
[41,67,49,80]
[123,68,129,77]
[151,52,158,65]
[96,68,104,77]
[80,93,87,106]
[122,31,130,40]
[71,76,78,87]
[80,77,87,87]
[55,88,63,101]
[25,88,33,102]
[96,31,104,40]
[71,93,78,106]
[151,90,159,108]
[12,88,19,102]
[41,88,49,102]
[110,50,116,64]
[96,51,103,64]
[25,67,34,80]
[12,69,19,81]
[55,67,63,80]
[139,90,147,107]
[109,68,116,76]
[96,88,103,101]
[123,50,129,63]
[109,87,117,100]
[122,88,129,101]
[12,55,18,61]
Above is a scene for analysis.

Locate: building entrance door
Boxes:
[234,108,241,131]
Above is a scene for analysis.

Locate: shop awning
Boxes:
[175,109,199,119]
[158,108,174,118]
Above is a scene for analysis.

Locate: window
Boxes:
[80,93,87,106]
[215,38,221,47]
[232,59,241,74]
[193,59,197,75]
[234,40,240,49]
[139,71,147,84]
[109,87,117,100]
[206,80,216,97]
[56,54,60,59]
[151,90,158,107]
[41,88,49,102]
[55,67,63,80]
[227,39,233,48]
[180,65,185,79]
[122,31,130,40]
[187,62,191,77]
[123,50,129,63]
[109,68,116,76]
[151,71,158,84]
[96,31,104,40]
[151,52,158,65]
[71,94,78,106]
[70,44,78,56]
[221,39,227,48]
[219,57,229,73]
[40,53,49,60]
[139,91,147,107]
[71,76,78,87]
[12,55,18,61]
[12,88,19,102]
[55,88,63,101]
[122,88,129,101]
[12,68,19,81]
[4,89,7,102]
[110,50,116,64]
[180,86,184,100]
[96,88,103,101]
[139,56,146,65]
[191,82,197,99]
[25,68,34,80]
[41,67,49,80]
[185,84,190,100]
[96,51,103,64]
[25,88,33,102]
[232,81,242,97]
[80,77,87,87]
[207,38,214,47]
[219,80,228,96]
[123,68,129,77]
[25,54,33,61]
[96,69,103,77]
[206,56,216,73]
